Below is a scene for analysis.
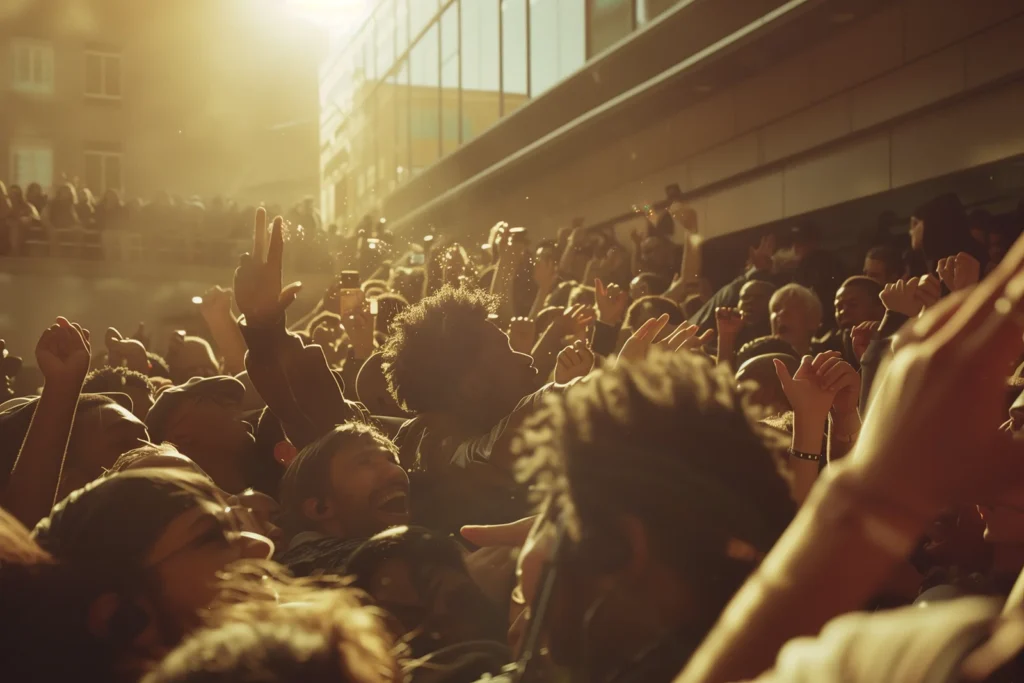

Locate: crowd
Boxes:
[3,188,1024,683]
[0,179,327,267]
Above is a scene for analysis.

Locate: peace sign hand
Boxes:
[233,207,303,328]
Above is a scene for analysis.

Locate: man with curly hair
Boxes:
[381,285,547,532]
[513,350,796,683]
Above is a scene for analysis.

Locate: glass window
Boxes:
[83,151,123,192]
[410,0,438,41]
[396,0,409,54]
[377,75,397,190]
[501,0,528,113]
[375,0,395,81]
[530,0,585,98]
[409,24,440,168]
[9,142,54,188]
[461,0,500,141]
[10,39,54,95]
[84,52,121,99]
[440,3,459,155]
[636,0,681,25]
[395,60,410,184]
[588,0,632,57]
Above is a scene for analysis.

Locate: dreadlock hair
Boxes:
[517,350,794,627]
[278,423,398,537]
[381,285,497,414]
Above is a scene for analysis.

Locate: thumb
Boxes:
[773,358,793,386]
[595,278,606,297]
[279,282,303,309]
[461,516,537,548]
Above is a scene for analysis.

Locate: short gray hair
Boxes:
[769,284,822,329]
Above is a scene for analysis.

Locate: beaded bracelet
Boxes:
[788,447,821,462]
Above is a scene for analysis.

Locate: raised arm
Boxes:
[198,285,248,376]
[2,319,91,527]
[677,238,1024,683]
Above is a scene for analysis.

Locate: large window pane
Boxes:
[528,0,585,97]
[409,24,440,171]
[440,3,459,155]
[501,0,528,113]
[396,0,409,54]
[410,0,438,41]
[395,60,410,184]
[529,0,584,98]
[588,0,632,57]
[377,71,397,191]
[375,0,395,80]
[461,0,500,141]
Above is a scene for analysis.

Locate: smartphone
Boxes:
[409,252,425,266]
[369,298,379,316]
[339,271,360,289]
[367,238,380,251]
[508,226,528,242]
[191,296,203,305]
[423,234,435,244]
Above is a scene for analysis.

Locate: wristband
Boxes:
[787,447,821,462]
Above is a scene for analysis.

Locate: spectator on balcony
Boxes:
[25,182,47,216]
[76,188,97,229]
[46,184,82,232]
[96,189,129,231]
[8,185,44,255]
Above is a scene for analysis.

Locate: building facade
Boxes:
[320,0,1024,247]
[1,0,324,205]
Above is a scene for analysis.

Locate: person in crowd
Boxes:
[734,335,799,370]
[25,182,47,215]
[143,375,258,494]
[626,295,685,336]
[814,276,885,366]
[140,578,401,683]
[910,192,986,273]
[863,245,904,284]
[630,272,671,300]
[165,333,220,384]
[7,184,44,254]
[0,468,272,683]
[735,353,800,417]
[343,525,509,660]
[768,283,822,357]
[512,350,795,683]
[274,422,409,577]
[83,366,155,420]
[46,182,82,232]
[715,280,776,365]
[382,285,540,533]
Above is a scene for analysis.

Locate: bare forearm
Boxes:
[204,314,248,376]
[789,412,825,504]
[2,385,80,526]
[676,466,925,683]
[827,413,861,463]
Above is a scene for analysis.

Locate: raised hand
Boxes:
[560,303,595,343]
[917,273,942,309]
[715,306,744,341]
[508,317,537,355]
[811,351,860,420]
[656,322,714,354]
[850,320,879,362]
[105,326,148,374]
[880,278,923,317]
[555,339,595,384]
[775,353,836,424]
[669,201,698,234]
[37,318,91,386]
[233,207,303,327]
[618,314,669,364]
[844,231,1024,521]
[198,285,234,320]
[939,252,981,292]
[595,278,628,327]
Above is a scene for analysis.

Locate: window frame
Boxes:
[84,50,122,100]
[9,141,54,188]
[10,38,55,95]
[83,149,124,193]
